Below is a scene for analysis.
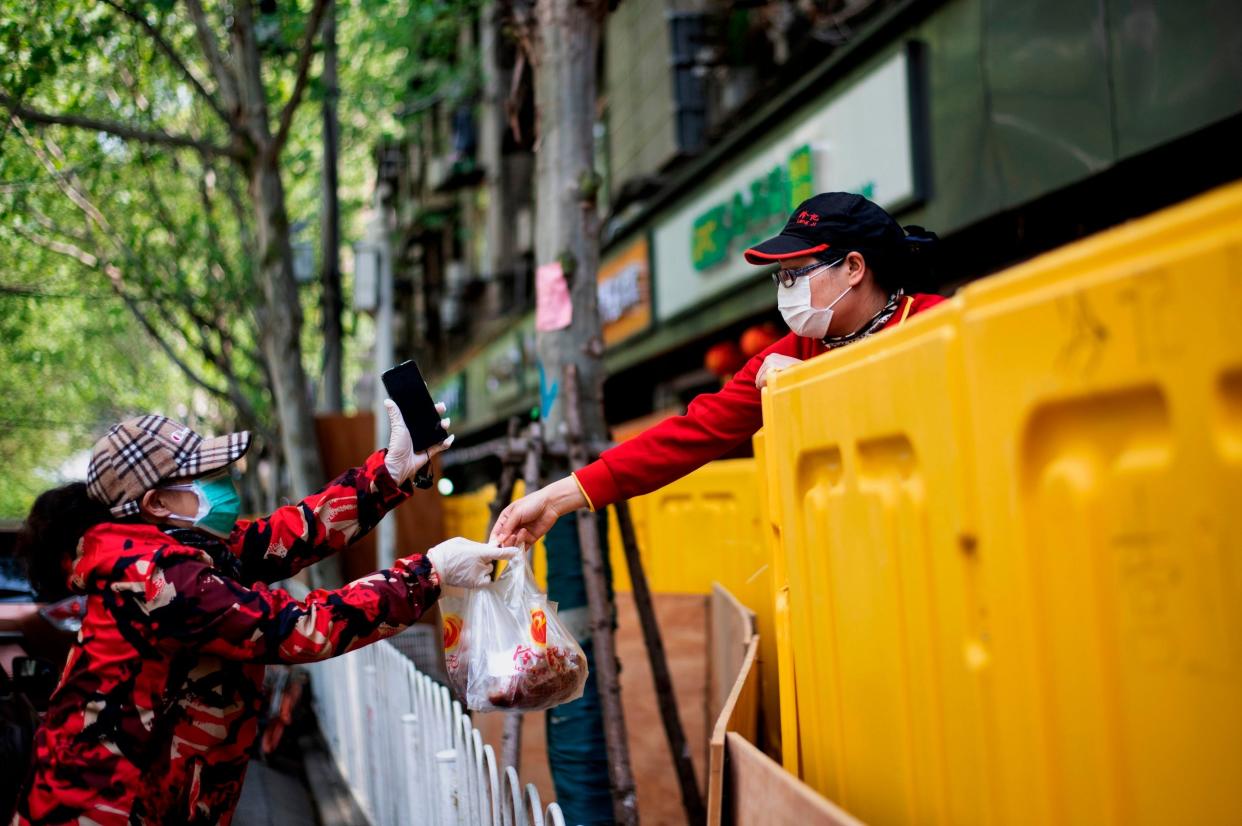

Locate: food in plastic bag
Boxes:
[438,590,470,699]
[447,551,587,712]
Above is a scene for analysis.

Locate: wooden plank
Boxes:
[725,732,866,826]
[708,583,756,728]
[707,633,758,825]
[707,582,761,825]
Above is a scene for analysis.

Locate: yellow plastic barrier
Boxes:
[956,181,1242,826]
[760,181,1242,825]
[754,430,791,766]
[606,459,766,597]
[762,294,980,824]
[440,484,496,545]
[607,458,782,760]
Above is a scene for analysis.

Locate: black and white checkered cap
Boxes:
[85,415,251,518]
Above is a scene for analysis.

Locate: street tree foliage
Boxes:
[0,0,452,518]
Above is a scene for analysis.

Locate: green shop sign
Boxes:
[691,144,815,271]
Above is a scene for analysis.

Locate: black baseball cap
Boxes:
[744,192,906,265]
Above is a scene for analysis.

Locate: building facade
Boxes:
[371,0,1242,491]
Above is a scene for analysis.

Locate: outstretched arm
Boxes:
[122,549,442,663]
[118,538,515,664]
[491,333,806,547]
[228,400,453,583]
[226,450,411,583]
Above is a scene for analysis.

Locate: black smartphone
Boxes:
[381,360,449,452]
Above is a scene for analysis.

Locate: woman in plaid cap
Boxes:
[12,402,511,825]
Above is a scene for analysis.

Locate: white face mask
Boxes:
[777,266,852,339]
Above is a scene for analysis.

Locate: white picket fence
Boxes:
[308,638,571,826]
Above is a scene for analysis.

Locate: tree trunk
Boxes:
[529,0,634,820]
[231,2,334,578]
[531,2,607,443]
[319,0,344,412]
[248,158,324,500]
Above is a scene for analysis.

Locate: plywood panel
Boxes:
[726,733,864,826]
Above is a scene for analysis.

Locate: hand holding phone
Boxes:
[382,360,449,451]
[381,360,454,486]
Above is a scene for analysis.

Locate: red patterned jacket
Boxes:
[15,450,438,826]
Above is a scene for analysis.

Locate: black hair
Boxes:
[16,483,113,601]
[831,225,941,294]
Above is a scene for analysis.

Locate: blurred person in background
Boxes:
[12,403,513,825]
[492,192,946,548]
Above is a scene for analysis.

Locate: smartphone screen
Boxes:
[381,360,449,452]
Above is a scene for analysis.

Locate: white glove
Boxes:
[384,398,455,484]
[427,538,520,588]
[755,354,803,389]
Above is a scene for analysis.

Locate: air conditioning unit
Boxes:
[427,156,451,191]
[515,207,534,255]
[291,241,316,285]
[445,260,470,291]
[353,243,380,313]
[440,295,462,330]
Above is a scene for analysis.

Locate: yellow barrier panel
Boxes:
[753,430,789,765]
[760,180,1242,825]
[762,295,983,825]
[605,459,784,759]
[606,459,766,596]
[956,182,1242,825]
[440,484,496,545]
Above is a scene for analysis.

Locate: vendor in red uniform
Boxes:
[491,192,946,548]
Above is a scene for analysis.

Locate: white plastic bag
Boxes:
[439,587,470,699]
[444,552,587,712]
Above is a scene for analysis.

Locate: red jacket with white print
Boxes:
[573,293,946,509]
[15,450,438,826]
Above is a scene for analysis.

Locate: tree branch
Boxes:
[182,0,241,116]
[100,0,233,126]
[218,163,255,259]
[0,94,243,159]
[271,0,331,154]
[9,223,99,268]
[133,152,261,367]
[14,223,233,400]
[12,121,272,437]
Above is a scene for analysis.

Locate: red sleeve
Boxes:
[574,332,813,509]
[226,450,412,584]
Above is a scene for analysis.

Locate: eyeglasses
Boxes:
[771,256,846,288]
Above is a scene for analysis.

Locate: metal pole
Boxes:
[374,203,396,569]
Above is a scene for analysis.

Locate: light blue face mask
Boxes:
[164,473,242,539]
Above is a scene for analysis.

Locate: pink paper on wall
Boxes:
[535,261,573,332]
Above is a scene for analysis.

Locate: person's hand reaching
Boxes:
[384,398,455,485]
[426,538,520,588]
[489,476,585,548]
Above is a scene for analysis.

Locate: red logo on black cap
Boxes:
[796,211,820,227]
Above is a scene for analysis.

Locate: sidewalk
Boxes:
[233,761,316,826]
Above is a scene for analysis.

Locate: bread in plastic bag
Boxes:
[446,551,588,712]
